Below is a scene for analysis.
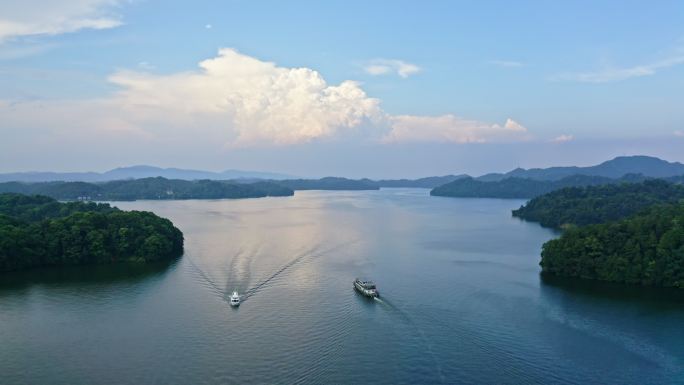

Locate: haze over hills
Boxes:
[476,156,684,182]
[0,166,295,183]
[1,156,683,187]
[374,175,469,188]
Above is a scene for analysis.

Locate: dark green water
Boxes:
[1,189,683,384]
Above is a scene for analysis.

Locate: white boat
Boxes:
[229,291,240,307]
[354,278,379,298]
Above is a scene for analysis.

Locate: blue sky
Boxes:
[1,0,683,177]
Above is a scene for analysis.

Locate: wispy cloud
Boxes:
[0,41,57,60]
[554,52,684,83]
[137,61,154,70]
[489,60,523,68]
[0,0,125,43]
[363,59,420,78]
[550,134,574,143]
[675,130,684,137]
[385,116,529,144]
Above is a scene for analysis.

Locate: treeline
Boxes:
[0,177,294,201]
[512,179,684,228]
[540,202,684,288]
[276,175,470,190]
[373,175,467,188]
[0,176,470,200]
[431,174,631,199]
[277,177,379,190]
[429,173,684,199]
[0,193,183,272]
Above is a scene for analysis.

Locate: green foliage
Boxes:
[512,179,684,228]
[541,202,684,288]
[429,174,639,199]
[0,193,115,222]
[0,193,183,272]
[0,177,294,201]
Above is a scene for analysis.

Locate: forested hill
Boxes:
[430,174,648,199]
[429,171,684,199]
[275,175,469,190]
[510,180,684,288]
[0,177,294,201]
[540,202,684,288]
[512,180,684,228]
[277,177,379,190]
[0,193,184,272]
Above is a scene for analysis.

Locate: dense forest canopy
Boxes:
[0,193,183,272]
[0,177,294,201]
[540,202,684,288]
[511,180,684,288]
[512,179,684,228]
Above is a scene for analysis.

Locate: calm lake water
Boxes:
[1,189,683,384]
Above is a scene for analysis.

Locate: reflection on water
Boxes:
[0,260,178,299]
[541,273,684,306]
[1,189,683,385]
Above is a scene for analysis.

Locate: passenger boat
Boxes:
[353,278,379,298]
[230,291,240,306]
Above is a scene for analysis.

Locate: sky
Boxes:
[1,0,683,178]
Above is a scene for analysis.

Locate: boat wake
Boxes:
[185,252,225,299]
[223,246,258,298]
[187,239,359,306]
[240,244,321,301]
[373,297,446,383]
[241,239,359,302]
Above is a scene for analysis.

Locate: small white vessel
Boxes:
[229,291,240,307]
[354,278,379,298]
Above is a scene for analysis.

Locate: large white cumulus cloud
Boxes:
[107,48,384,145]
[0,48,530,148]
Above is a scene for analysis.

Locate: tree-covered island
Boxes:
[0,193,184,272]
[513,180,684,288]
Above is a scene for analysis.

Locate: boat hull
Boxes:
[354,281,379,298]
[229,291,241,306]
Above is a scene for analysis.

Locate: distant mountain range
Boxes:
[0,165,295,183]
[1,156,683,188]
[476,156,684,182]
[431,156,684,199]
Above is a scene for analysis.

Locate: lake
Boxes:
[1,189,683,384]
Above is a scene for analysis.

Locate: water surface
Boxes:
[1,189,683,384]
